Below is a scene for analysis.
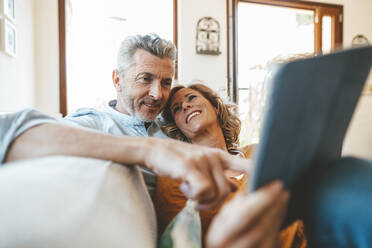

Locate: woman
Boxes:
[161,84,242,156]
[155,83,306,247]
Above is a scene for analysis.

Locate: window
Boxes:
[227,0,343,144]
[58,0,177,115]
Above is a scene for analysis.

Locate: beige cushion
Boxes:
[0,156,156,248]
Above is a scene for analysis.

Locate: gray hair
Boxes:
[116,33,177,77]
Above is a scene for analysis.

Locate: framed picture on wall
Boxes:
[1,18,16,57]
[1,0,16,23]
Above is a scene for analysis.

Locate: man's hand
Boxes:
[206,181,289,248]
[143,138,251,210]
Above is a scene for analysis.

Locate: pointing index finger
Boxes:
[221,152,253,173]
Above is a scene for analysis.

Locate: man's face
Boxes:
[114,49,173,122]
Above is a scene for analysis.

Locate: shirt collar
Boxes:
[106,99,168,138]
[105,99,145,126]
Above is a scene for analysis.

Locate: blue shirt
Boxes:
[0,109,57,163]
[63,100,168,139]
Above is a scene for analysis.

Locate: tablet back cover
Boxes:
[250,46,372,191]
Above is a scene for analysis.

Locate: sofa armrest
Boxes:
[0,156,156,248]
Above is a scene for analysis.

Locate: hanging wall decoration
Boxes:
[2,0,15,23]
[1,0,16,57]
[351,34,369,47]
[196,17,221,55]
[1,19,16,57]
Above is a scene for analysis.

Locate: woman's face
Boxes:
[170,88,219,139]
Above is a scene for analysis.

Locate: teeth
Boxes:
[187,111,201,123]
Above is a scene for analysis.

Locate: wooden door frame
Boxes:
[227,0,343,102]
[58,0,67,116]
[58,0,178,116]
[315,5,343,52]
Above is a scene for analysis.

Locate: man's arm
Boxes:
[5,123,250,209]
[5,123,148,165]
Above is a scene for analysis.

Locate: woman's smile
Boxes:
[186,110,202,124]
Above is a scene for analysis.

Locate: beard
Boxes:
[119,92,163,122]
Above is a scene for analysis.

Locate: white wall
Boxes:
[0,0,59,114]
[33,0,59,115]
[0,0,35,112]
[343,67,372,159]
[178,0,228,94]
[343,94,372,159]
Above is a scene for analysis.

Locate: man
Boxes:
[1,33,288,247]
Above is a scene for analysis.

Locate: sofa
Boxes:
[0,156,157,248]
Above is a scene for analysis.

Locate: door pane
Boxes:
[66,0,173,113]
[237,2,314,144]
[322,16,332,54]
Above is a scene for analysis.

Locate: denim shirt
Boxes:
[63,100,168,139]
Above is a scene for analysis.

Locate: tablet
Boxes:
[249,46,372,191]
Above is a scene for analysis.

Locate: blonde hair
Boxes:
[161,83,241,151]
